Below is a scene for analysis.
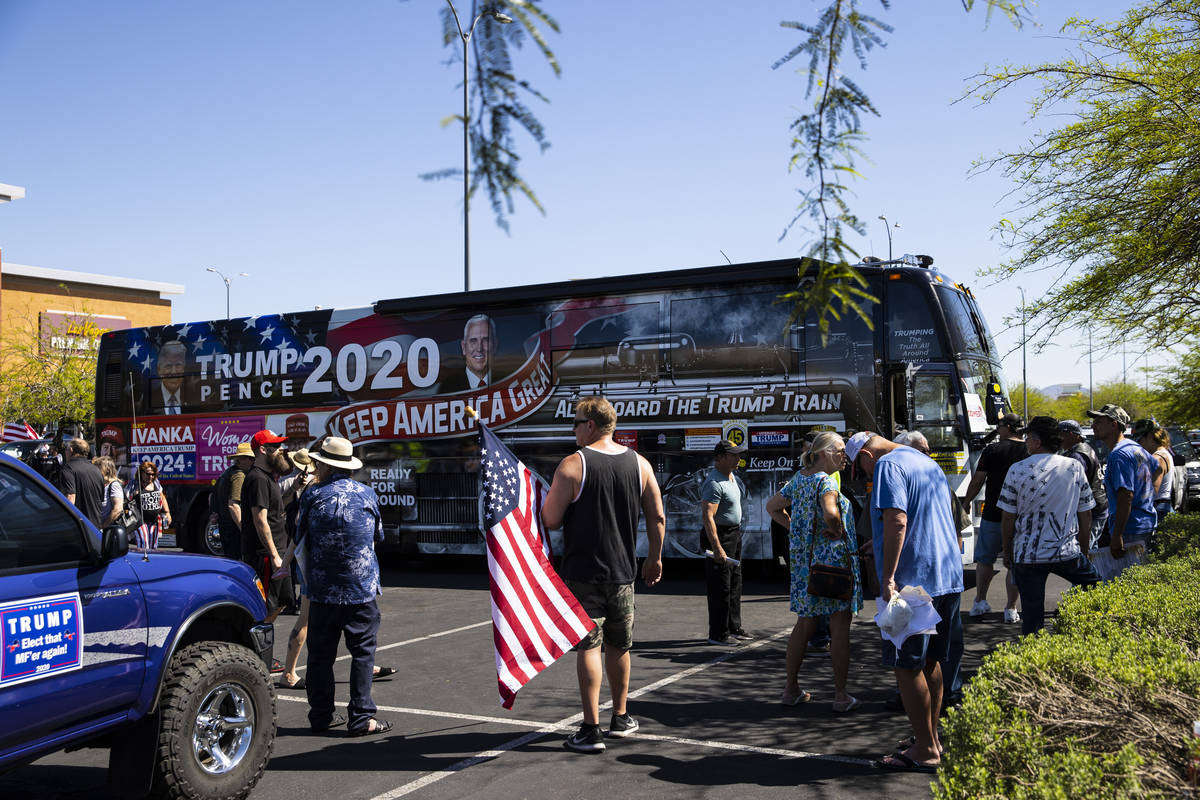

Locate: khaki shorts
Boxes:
[566,580,635,651]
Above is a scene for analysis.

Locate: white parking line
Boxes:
[294,620,490,673]
[276,694,871,766]
[335,627,873,799]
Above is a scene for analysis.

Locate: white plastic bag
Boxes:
[1089,541,1147,582]
[874,585,941,648]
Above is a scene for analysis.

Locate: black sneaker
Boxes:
[564,723,605,753]
[731,629,754,640]
[706,636,740,646]
[608,712,639,738]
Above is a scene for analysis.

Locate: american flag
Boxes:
[479,422,594,709]
[1,421,40,442]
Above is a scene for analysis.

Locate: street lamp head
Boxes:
[205,267,217,273]
[488,10,514,23]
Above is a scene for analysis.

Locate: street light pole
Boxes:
[1018,286,1028,420]
[1087,325,1093,409]
[877,215,899,260]
[205,267,249,319]
[445,1,512,293]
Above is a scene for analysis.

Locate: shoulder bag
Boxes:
[806,502,855,601]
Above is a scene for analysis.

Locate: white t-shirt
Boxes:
[1153,447,1173,503]
[996,453,1095,564]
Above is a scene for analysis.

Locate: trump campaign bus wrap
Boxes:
[94,257,1011,562]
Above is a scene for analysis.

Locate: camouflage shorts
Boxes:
[566,580,635,651]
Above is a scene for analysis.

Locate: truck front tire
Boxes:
[153,642,276,800]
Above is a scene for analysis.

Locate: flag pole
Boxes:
[466,405,482,532]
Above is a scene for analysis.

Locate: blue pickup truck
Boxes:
[0,452,277,799]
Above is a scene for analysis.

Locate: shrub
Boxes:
[1054,553,1200,652]
[1153,513,1200,562]
[934,552,1200,799]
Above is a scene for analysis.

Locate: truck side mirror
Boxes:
[102,526,130,560]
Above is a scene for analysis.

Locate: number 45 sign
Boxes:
[721,419,748,449]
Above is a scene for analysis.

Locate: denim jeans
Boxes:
[306,599,380,732]
[1012,554,1100,635]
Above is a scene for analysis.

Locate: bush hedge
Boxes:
[933,517,1200,799]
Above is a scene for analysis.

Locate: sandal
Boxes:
[873,751,939,773]
[372,666,397,681]
[311,711,347,733]
[278,675,306,690]
[349,717,393,737]
[831,695,861,713]
[780,688,812,706]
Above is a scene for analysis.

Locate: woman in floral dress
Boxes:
[765,432,862,711]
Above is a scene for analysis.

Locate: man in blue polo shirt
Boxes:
[1087,404,1156,576]
[846,431,963,774]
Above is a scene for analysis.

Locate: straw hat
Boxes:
[291,448,316,474]
[227,442,254,459]
[309,437,362,471]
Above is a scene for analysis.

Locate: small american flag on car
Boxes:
[1,421,40,443]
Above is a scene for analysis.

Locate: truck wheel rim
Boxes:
[192,682,255,775]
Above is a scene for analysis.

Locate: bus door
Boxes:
[902,363,975,561]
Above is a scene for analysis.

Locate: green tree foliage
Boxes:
[1007,379,1163,423]
[773,0,1030,339]
[0,314,95,434]
[971,0,1200,348]
[1152,348,1200,427]
[423,0,560,232]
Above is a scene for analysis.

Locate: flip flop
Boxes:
[372,666,397,681]
[873,751,938,773]
[348,718,393,737]
[780,688,812,706]
[832,695,861,713]
[278,676,305,690]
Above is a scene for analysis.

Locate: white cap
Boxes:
[844,431,875,465]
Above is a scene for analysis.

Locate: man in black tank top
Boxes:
[543,396,665,754]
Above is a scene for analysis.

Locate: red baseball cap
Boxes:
[250,429,287,449]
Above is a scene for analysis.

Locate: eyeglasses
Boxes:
[572,419,589,428]
[264,444,282,453]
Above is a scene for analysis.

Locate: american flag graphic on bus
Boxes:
[479,422,594,709]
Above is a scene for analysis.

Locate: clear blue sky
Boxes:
[0,0,1152,392]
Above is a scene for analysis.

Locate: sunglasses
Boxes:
[572,419,589,428]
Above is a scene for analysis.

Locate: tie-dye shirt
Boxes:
[296,474,383,604]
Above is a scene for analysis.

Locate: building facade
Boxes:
[1,251,183,379]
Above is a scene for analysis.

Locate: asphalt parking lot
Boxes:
[1,558,1049,800]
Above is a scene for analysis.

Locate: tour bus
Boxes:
[93,255,1010,563]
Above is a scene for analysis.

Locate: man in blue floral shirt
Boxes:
[296,437,390,736]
